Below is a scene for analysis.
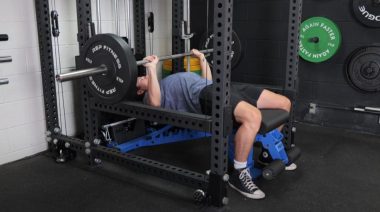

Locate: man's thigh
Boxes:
[256,89,289,109]
[199,84,257,127]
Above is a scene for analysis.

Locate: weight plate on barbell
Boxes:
[199,30,242,69]
[79,34,138,104]
[353,0,380,28]
[346,46,380,92]
[299,17,342,63]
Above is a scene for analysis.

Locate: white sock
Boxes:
[234,160,247,170]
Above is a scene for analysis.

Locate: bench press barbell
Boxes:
[56,33,213,103]
[56,49,213,82]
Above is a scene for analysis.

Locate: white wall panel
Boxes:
[0,0,173,165]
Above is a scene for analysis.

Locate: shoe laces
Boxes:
[239,168,258,191]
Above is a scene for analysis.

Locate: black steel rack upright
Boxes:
[283,0,303,148]
[172,0,185,72]
[35,0,60,152]
[35,0,302,208]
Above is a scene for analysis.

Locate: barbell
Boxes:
[56,33,213,104]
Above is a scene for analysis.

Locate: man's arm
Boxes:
[191,49,212,80]
[144,55,161,107]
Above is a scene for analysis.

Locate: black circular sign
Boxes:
[346,46,380,92]
[79,34,138,103]
[353,0,380,28]
[199,30,242,69]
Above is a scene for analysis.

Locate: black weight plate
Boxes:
[353,0,380,28]
[346,46,380,92]
[79,34,137,104]
[199,30,242,69]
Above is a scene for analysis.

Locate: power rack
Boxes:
[35,0,303,208]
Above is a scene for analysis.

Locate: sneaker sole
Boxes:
[285,163,297,171]
[228,182,265,199]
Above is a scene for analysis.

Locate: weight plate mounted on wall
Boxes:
[346,46,380,93]
[199,30,242,69]
[353,0,380,28]
[299,17,342,63]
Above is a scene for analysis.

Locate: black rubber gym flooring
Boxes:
[0,124,379,212]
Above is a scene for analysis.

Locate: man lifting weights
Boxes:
[136,49,296,199]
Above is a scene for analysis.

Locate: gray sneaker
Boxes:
[228,168,265,199]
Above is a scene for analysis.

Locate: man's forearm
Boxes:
[200,56,212,80]
[147,68,161,107]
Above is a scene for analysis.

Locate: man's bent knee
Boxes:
[234,101,262,132]
[244,114,261,133]
[282,97,291,112]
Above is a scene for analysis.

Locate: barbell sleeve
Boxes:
[365,107,380,112]
[0,56,12,63]
[136,49,213,66]
[0,78,9,85]
[309,37,320,43]
[56,65,108,82]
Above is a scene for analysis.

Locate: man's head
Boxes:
[136,75,149,96]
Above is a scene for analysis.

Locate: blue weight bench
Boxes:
[109,109,300,180]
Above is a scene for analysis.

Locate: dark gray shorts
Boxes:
[199,83,264,120]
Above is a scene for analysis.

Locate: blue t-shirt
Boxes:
[147,72,212,113]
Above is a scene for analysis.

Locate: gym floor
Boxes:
[0,123,379,212]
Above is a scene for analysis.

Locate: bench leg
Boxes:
[228,130,290,179]
[256,130,289,165]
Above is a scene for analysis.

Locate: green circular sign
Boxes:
[299,17,342,63]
